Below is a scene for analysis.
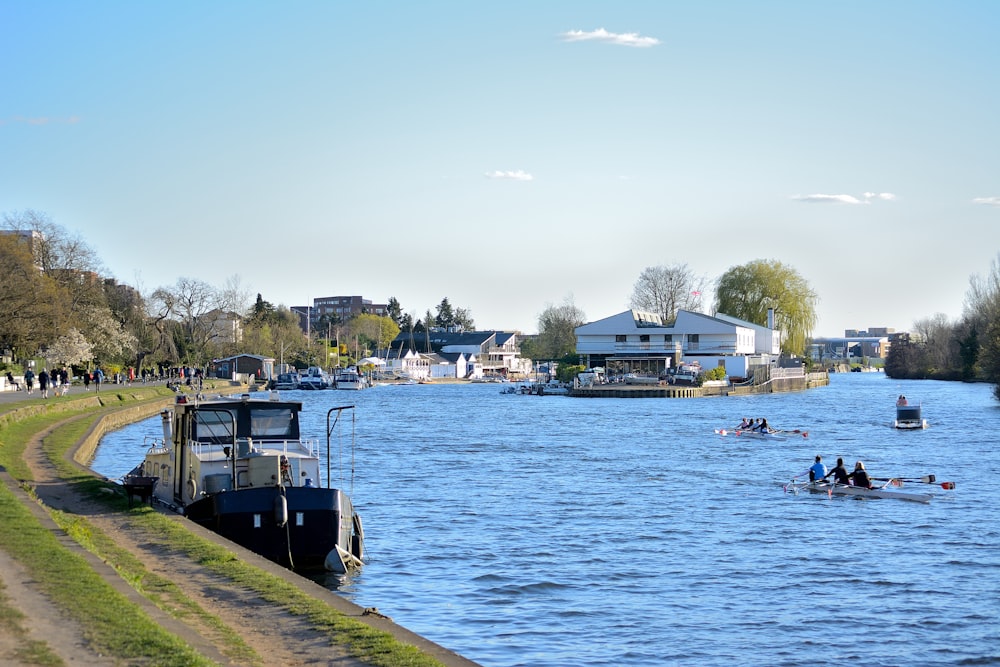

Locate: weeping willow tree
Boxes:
[713,259,818,356]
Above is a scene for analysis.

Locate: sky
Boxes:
[2,2,998,337]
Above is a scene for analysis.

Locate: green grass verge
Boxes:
[0,481,214,666]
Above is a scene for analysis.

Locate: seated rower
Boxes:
[823,457,850,485]
[848,461,874,489]
[808,455,826,482]
[736,417,752,430]
[757,418,773,433]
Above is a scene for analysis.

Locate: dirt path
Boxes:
[7,415,366,666]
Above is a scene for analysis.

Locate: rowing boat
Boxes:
[784,480,934,503]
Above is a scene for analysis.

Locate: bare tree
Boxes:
[629,263,707,323]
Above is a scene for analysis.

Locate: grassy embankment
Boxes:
[0,386,447,667]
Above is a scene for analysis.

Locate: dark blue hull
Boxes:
[184,486,360,571]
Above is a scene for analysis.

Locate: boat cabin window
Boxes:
[190,406,298,443]
[897,406,921,421]
[250,408,297,438]
[192,410,237,442]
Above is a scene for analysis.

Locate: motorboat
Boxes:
[128,393,364,573]
[894,402,928,429]
[334,368,365,390]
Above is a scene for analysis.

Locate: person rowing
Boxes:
[808,455,827,482]
[823,457,850,485]
[736,417,752,430]
[848,460,874,489]
[756,418,774,434]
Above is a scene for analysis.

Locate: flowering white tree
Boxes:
[83,305,138,365]
[43,328,93,367]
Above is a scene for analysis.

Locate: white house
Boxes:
[575,309,783,380]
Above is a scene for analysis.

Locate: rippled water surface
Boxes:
[93,373,1000,666]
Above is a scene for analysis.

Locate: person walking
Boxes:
[38,368,50,399]
[24,368,34,394]
[83,371,91,391]
[93,367,104,393]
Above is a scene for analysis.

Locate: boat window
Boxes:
[193,409,237,441]
[897,407,921,420]
[250,408,296,438]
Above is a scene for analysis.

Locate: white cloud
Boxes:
[485,170,534,181]
[973,196,1000,207]
[791,192,896,205]
[560,28,660,48]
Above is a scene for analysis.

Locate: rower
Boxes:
[848,461,874,489]
[823,457,850,485]
[808,455,826,481]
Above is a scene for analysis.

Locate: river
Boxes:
[91,372,1000,667]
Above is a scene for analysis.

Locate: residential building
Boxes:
[575,309,784,380]
[389,329,530,376]
[199,309,244,345]
[291,296,389,335]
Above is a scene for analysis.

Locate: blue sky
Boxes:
[3,2,998,336]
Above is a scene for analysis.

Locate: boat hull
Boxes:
[790,481,932,503]
[184,485,362,572]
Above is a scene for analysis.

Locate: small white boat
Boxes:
[894,403,928,429]
[785,480,933,503]
[334,368,365,390]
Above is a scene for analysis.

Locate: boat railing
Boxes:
[187,437,319,459]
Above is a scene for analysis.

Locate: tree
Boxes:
[42,329,93,368]
[386,297,403,326]
[534,298,586,360]
[965,254,1000,396]
[2,209,107,315]
[629,263,707,323]
[0,232,66,358]
[435,298,456,328]
[454,307,475,331]
[147,277,221,365]
[714,259,817,356]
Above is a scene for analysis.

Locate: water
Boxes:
[92,373,1000,666]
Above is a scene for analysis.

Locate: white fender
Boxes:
[185,477,198,502]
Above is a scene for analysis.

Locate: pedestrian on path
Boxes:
[39,368,50,398]
[24,368,34,394]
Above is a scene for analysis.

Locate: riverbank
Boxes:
[0,383,480,666]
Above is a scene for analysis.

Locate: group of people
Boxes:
[736,417,774,433]
[6,367,105,397]
[808,455,873,488]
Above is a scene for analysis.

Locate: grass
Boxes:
[0,480,215,666]
[0,580,64,666]
[0,388,452,667]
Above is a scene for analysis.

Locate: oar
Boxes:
[777,429,809,438]
[873,476,956,490]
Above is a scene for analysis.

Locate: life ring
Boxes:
[186,478,198,502]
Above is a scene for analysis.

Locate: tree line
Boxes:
[884,254,1000,398]
[0,210,480,375]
